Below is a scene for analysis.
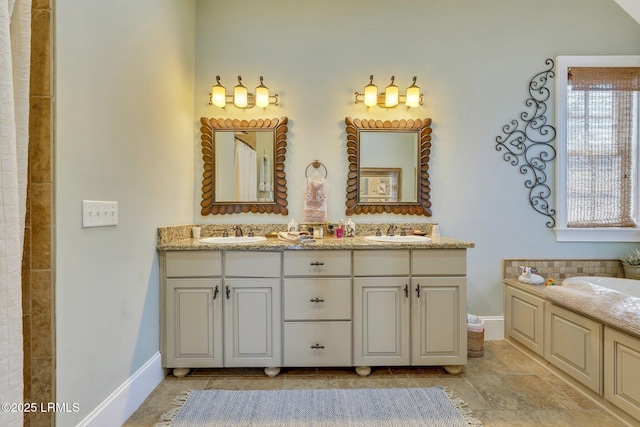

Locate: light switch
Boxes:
[82,200,118,228]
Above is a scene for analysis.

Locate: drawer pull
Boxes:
[310,261,325,266]
[310,343,325,349]
[213,285,219,300]
[310,298,325,303]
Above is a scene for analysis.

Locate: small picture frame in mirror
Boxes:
[359,168,401,202]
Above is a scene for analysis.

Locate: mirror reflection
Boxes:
[359,132,417,203]
[215,131,274,202]
[200,117,289,215]
[345,117,432,216]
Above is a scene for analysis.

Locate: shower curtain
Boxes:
[1,1,31,426]
[234,139,257,201]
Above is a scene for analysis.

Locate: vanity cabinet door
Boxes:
[545,302,602,394]
[223,278,281,368]
[411,278,466,365]
[353,277,410,366]
[164,279,223,368]
[504,284,545,356]
[605,327,640,420]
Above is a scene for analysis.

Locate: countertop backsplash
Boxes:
[503,259,624,280]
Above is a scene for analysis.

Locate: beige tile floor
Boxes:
[124,341,629,426]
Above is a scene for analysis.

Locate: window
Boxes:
[555,56,640,242]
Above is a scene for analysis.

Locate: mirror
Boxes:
[345,117,432,216]
[200,117,288,215]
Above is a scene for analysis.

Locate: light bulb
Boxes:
[233,76,248,108]
[255,76,269,108]
[385,76,398,107]
[405,77,420,108]
[364,75,377,107]
[210,76,226,108]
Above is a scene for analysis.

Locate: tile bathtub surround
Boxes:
[157,222,436,245]
[503,259,624,280]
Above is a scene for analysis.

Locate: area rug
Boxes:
[156,387,482,427]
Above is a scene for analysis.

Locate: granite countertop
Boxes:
[544,279,640,340]
[157,235,475,251]
[502,278,552,297]
[504,277,640,339]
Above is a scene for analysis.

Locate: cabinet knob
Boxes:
[310,298,325,303]
[310,343,325,349]
[310,261,325,266]
[415,284,421,298]
[213,285,219,300]
[225,285,230,299]
[404,284,409,298]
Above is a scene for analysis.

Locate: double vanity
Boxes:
[167,115,474,376]
[157,227,474,378]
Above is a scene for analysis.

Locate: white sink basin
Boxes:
[199,236,267,244]
[364,235,432,243]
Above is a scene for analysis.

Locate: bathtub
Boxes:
[563,276,640,298]
[549,275,640,422]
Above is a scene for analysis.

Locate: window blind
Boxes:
[566,67,640,228]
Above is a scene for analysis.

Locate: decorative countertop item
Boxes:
[518,266,545,285]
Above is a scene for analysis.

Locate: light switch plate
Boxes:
[82,200,118,228]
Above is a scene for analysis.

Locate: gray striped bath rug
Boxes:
[157,387,482,426]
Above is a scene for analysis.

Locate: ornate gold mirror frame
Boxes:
[345,117,432,216]
[200,117,288,215]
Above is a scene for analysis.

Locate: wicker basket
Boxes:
[467,329,484,358]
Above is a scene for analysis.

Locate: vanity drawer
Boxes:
[353,250,410,276]
[165,251,222,277]
[224,251,281,277]
[284,278,351,321]
[283,251,351,276]
[412,249,466,276]
[284,322,352,366]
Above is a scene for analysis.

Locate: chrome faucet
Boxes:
[386,224,396,236]
[234,225,243,237]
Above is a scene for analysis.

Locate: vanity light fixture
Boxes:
[355,75,423,108]
[209,75,279,109]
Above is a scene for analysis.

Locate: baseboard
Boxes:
[480,316,504,341]
[76,352,165,427]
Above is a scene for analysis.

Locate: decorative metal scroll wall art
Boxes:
[495,59,557,228]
